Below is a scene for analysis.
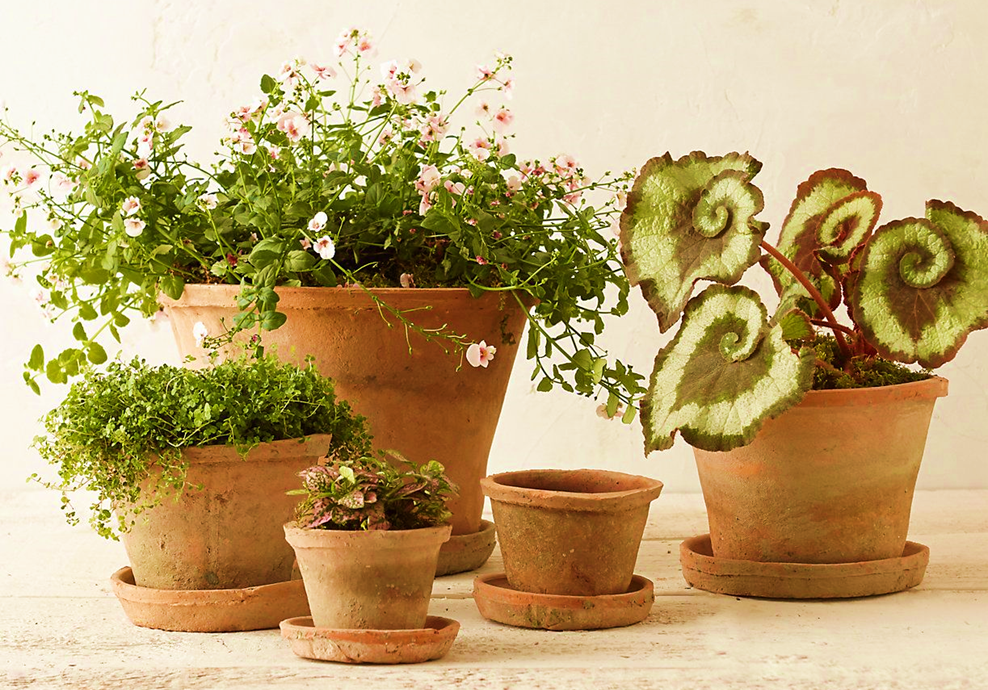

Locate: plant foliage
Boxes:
[32,354,371,538]
[291,451,456,531]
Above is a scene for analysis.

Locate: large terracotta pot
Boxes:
[162,287,527,546]
[692,377,948,564]
[120,435,331,590]
[283,523,452,630]
[481,469,664,596]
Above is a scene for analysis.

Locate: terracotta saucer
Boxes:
[110,566,310,632]
[436,519,497,576]
[279,615,459,664]
[473,572,654,630]
[680,534,930,599]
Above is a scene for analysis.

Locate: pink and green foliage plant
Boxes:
[621,151,988,454]
[0,27,641,409]
[290,451,457,531]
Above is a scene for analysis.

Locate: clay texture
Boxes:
[692,377,947,564]
[680,534,930,598]
[163,287,527,553]
[279,615,459,664]
[284,523,451,630]
[473,573,654,630]
[120,435,331,590]
[481,469,663,596]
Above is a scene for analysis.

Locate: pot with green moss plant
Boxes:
[280,452,459,664]
[1,29,643,575]
[32,351,371,630]
[619,151,988,598]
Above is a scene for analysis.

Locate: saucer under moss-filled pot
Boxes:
[481,469,663,596]
[693,377,948,565]
[283,523,452,630]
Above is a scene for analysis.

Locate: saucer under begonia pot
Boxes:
[473,572,654,630]
[680,534,930,599]
[279,615,460,664]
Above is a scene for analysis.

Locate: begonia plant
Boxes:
[0,27,642,409]
[621,151,988,453]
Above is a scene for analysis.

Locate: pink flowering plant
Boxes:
[0,27,642,409]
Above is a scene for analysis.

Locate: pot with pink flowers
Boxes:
[0,27,644,574]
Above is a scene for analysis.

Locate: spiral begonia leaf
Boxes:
[641,284,815,453]
[620,151,768,332]
[762,169,882,311]
[848,200,988,368]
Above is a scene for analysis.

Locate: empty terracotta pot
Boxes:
[481,469,663,596]
[284,523,452,630]
[693,377,948,564]
[163,286,527,551]
[120,435,331,590]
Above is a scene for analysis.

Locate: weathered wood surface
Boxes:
[1,488,986,689]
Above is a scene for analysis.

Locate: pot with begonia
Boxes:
[620,151,984,580]
[0,27,643,574]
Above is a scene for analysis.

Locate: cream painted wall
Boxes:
[1,1,986,494]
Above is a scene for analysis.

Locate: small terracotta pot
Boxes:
[163,286,527,549]
[693,377,948,564]
[481,469,663,596]
[120,435,331,590]
[283,523,452,630]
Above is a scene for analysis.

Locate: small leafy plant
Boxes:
[0,26,642,408]
[33,353,371,538]
[291,451,456,531]
[621,151,988,453]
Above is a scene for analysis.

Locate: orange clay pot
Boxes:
[692,377,948,564]
[162,287,527,542]
[481,469,663,596]
[283,523,452,630]
[120,435,331,590]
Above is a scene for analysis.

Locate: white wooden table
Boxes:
[1,487,986,689]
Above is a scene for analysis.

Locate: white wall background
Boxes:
[1,1,986,495]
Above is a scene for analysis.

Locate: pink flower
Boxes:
[124,218,146,237]
[492,107,514,133]
[300,237,311,250]
[378,125,394,146]
[475,255,488,265]
[336,27,373,58]
[233,138,256,156]
[415,165,441,194]
[596,402,624,420]
[418,114,448,144]
[505,174,522,192]
[476,65,494,81]
[555,154,578,175]
[475,101,492,117]
[132,158,150,180]
[121,196,141,216]
[466,340,497,368]
[418,194,432,216]
[312,63,337,81]
[500,77,515,99]
[399,272,415,288]
[386,79,418,105]
[77,158,92,171]
[278,61,301,86]
[495,136,509,157]
[23,169,41,187]
[308,211,328,232]
[137,133,154,157]
[155,116,172,133]
[371,86,385,108]
[468,138,491,161]
[269,145,281,160]
[277,111,311,143]
[444,180,465,196]
[314,236,335,260]
[2,164,17,183]
[50,173,76,197]
[198,193,218,210]
[193,321,209,347]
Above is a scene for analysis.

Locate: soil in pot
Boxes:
[283,522,451,630]
[481,469,663,596]
[692,377,948,564]
[120,435,331,590]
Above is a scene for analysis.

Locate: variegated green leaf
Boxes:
[848,200,988,368]
[620,151,768,332]
[641,284,815,453]
[762,169,882,312]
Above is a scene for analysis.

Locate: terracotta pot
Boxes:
[283,522,452,630]
[120,435,331,590]
[693,377,948,564]
[481,469,663,596]
[162,286,527,542]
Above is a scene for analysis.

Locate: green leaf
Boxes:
[249,239,284,269]
[87,342,108,365]
[591,357,606,384]
[621,152,767,332]
[285,250,316,272]
[28,344,45,372]
[621,405,637,425]
[260,310,288,331]
[78,303,98,321]
[260,74,277,94]
[776,309,814,341]
[72,323,88,341]
[848,200,988,368]
[641,284,814,453]
[536,378,553,392]
[762,169,882,312]
[160,275,185,301]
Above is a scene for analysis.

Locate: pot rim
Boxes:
[481,469,663,513]
[797,375,948,408]
[178,434,333,465]
[283,522,453,549]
